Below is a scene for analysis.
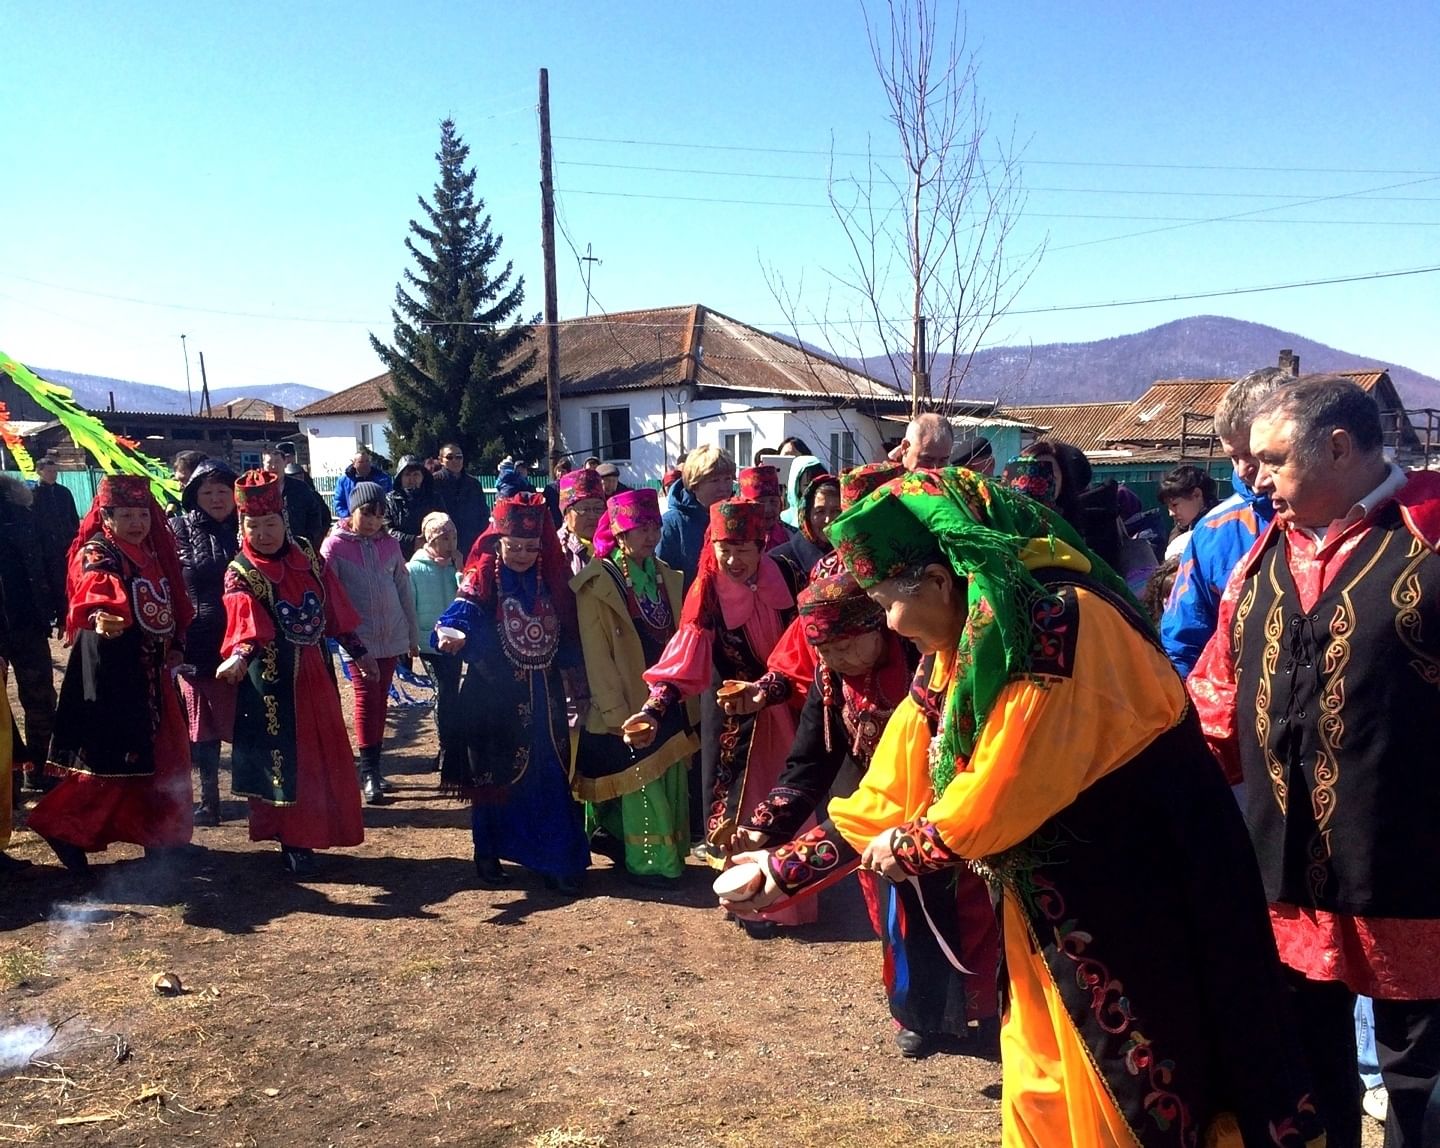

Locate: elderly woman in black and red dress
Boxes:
[434,492,592,897]
[216,470,371,875]
[738,564,1000,1058]
[30,474,195,872]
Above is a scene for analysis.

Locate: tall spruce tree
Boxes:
[371,118,540,467]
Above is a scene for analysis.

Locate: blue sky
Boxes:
[4,1,1438,397]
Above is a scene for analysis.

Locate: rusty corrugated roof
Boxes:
[1097,380,1232,446]
[1097,370,1394,446]
[999,402,1131,452]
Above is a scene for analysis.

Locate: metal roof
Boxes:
[999,402,1131,452]
[294,373,390,417]
[300,306,910,418]
[1096,370,1399,447]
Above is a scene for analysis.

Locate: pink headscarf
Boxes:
[592,488,661,559]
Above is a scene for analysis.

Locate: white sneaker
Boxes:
[1362,1084,1389,1123]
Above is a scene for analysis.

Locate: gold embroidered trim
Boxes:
[1306,530,1392,899]
[1391,534,1440,687]
[1254,553,1287,813]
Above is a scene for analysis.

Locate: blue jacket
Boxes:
[333,464,393,517]
[657,480,708,589]
[1160,474,1274,678]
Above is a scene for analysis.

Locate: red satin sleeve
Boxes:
[221,573,276,657]
[66,565,133,635]
[765,617,817,702]
[1186,560,1245,785]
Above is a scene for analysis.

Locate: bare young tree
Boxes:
[769,0,1043,417]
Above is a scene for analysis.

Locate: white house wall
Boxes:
[303,412,393,480]
[302,393,892,484]
[558,390,893,482]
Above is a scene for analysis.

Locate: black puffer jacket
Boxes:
[384,455,445,559]
[0,475,62,637]
[281,468,332,552]
[168,459,239,673]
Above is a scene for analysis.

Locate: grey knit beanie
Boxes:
[348,481,386,512]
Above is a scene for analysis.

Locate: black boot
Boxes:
[542,873,584,898]
[192,741,222,827]
[280,845,313,876]
[43,836,89,874]
[358,747,384,805]
[474,855,508,886]
[894,1028,935,1058]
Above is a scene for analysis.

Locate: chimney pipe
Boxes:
[1278,349,1300,376]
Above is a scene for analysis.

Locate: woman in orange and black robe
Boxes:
[724,468,1327,1147]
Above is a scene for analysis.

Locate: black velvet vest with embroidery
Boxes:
[1232,503,1440,917]
[978,570,1322,1148]
[226,548,326,806]
[50,539,176,778]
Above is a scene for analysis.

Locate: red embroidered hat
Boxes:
[234,469,284,517]
[708,498,768,543]
[738,465,781,500]
[492,492,550,538]
[839,461,905,509]
[798,570,886,647]
[96,474,154,508]
[559,467,606,511]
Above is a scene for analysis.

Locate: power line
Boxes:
[555,134,1440,177]
[425,263,1440,328]
[1051,174,1440,251]
[1007,264,1440,316]
[0,270,388,325]
[560,186,1440,225]
[556,159,1440,203]
[9,256,1436,333]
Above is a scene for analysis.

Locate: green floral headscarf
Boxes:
[829,466,1139,791]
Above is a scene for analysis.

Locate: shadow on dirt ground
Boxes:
[7,651,1373,1147]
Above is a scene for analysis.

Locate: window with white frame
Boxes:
[721,430,753,467]
[357,423,376,452]
[589,406,632,462]
[829,431,857,474]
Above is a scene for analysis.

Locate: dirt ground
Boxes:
[1,648,1387,1148]
[2,653,1007,1148]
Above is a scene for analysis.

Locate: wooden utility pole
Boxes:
[910,314,929,417]
[197,351,212,417]
[538,68,562,467]
[180,334,194,415]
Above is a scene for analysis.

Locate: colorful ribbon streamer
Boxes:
[0,350,179,504]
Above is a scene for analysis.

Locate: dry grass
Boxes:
[394,955,449,981]
[117,948,169,972]
[529,1130,609,1148]
[0,946,46,990]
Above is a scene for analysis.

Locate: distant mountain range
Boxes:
[853,315,1440,409]
[29,368,329,415]
[34,314,1440,419]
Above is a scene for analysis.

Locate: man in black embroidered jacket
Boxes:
[1192,375,1440,1148]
